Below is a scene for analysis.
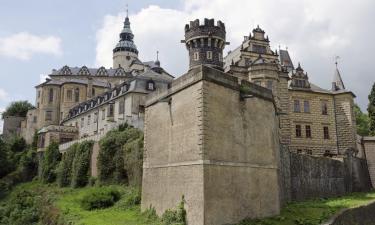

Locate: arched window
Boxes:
[92,88,96,97]
[48,88,54,103]
[74,88,80,102]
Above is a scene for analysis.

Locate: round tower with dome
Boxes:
[113,9,139,70]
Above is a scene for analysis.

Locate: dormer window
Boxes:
[194,52,199,61]
[146,80,155,91]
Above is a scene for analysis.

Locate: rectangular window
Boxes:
[81,118,84,127]
[45,111,52,121]
[307,150,312,155]
[119,100,125,114]
[102,109,105,120]
[33,116,37,123]
[207,51,212,60]
[305,125,311,138]
[87,115,91,125]
[48,88,54,103]
[323,126,329,139]
[296,125,302,137]
[38,91,41,98]
[304,100,310,113]
[94,112,98,123]
[67,90,73,101]
[266,80,273,90]
[321,101,328,115]
[194,52,199,61]
[108,104,114,117]
[75,88,80,103]
[294,100,300,112]
[297,149,302,154]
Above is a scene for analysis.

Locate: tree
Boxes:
[0,138,11,178]
[40,142,61,183]
[1,101,34,119]
[354,104,370,136]
[368,82,375,136]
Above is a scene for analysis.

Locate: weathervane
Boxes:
[335,56,340,68]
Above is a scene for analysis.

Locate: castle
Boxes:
[4,14,358,158]
[2,12,375,225]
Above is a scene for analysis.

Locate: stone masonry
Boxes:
[142,65,281,225]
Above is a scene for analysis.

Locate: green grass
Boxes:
[2,182,375,225]
[238,191,375,225]
[55,185,160,225]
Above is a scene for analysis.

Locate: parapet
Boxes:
[184,18,226,42]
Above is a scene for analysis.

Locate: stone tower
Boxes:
[142,19,281,225]
[183,18,228,70]
[113,13,139,70]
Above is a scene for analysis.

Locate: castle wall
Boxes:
[2,116,25,139]
[334,93,357,154]
[142,77,205,225]
[142,65,281,225]
[280,146,372,204]
[362,137,375,187]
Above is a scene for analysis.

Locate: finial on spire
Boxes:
[126,4,129,17]
[156,50,159,61]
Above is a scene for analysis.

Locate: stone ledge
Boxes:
[145,65,274,107]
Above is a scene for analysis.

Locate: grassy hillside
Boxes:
[1,181,375,225]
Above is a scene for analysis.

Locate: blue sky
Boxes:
[1,0,374,133]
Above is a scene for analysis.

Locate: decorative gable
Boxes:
[77,66,91,76]
[60,65,72,75]
[96,66,108,76]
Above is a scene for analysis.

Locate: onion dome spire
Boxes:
[113,6,138,54]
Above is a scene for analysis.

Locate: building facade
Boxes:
[224,26,357,157]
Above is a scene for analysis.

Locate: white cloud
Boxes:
[0,32,62,60]
[0,88,8,101]
[95,0,375,109]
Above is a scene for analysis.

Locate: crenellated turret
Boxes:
[182,18,229,70]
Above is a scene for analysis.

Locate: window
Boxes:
[119,100,125,114]
[102,109,106,120]
[297,149,302,154]
[87,115,91,125]
[253,45,266,54]
[38,91,41,98]
[294,100,300,112]
[304,100,310,113]
[147,81,155,91]
[218,53,222,62]
[81,118,84,127]
[108,104,114,117]
[74,88,80,102]
[45,111,52,121]
[305,125,311,138]
[266,80,273,90]
[194,52,199,61]
[92,88,96,97]
[296,125,302,137]
[321,101,328,115]
[60,112,63,119]
[48,88,54,103]
[207,51,212,60]
[323,126,329,139]
[307,150,312,155]
[67,90,72,101]
[33,116,37,123]
[94,112,98,123]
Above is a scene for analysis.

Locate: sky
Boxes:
[0,0,374,133]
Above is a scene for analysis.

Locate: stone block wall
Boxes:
[363,137,375,187]
[2,116,25,139]
[142,65,281,225]
[280,146,372,204]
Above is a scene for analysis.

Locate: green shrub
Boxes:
[56,144,77,187]
[71,141,93,188]
[161,196,187,225]
[98,124,143,184]
[115,187,141,209]
[80,188,121,210]
[40,142,61,183]
[124,134,144,187]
